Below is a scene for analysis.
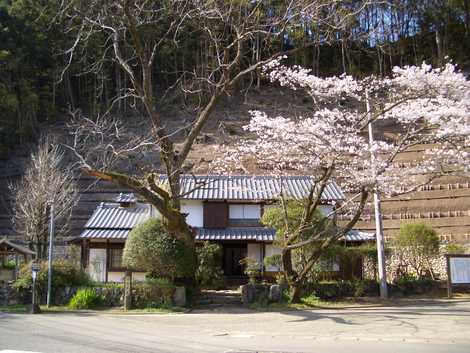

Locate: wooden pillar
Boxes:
[261,243,265,277]
[124,270,132,311]
[105,240,110,283]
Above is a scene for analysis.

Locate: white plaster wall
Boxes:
[132,272,146,282]
[107,271,125,282]
[88,248,106,282]
[264,244,282,272]
[181,200,204,227]
[229,204,261,219]
[107,271,146,283]
[247,243,262,268]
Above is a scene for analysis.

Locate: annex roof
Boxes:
[0,237,36,256]
[195,227,275,242]
[84,202,152,229]
[343,230,375,242]
[158,175,344,201]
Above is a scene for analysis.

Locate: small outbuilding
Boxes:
[0,237,36,281]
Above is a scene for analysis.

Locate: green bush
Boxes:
[310,280,379,300]
[13,259,90,301]
[132,277,176,309]
[393,277,437,296]
[196,242,225,289]
[394,223,440,279]
[1,259,16,270]
[123,218,194,281]
[68,288,104,309]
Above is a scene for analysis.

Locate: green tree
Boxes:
[123,218,194,282]
[196,242,224,289]
[261,200,338,302]
[394,223,440,279]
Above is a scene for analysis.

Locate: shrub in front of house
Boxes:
[132,277,176,308]
[392,275,440,296]
[196,242,225,289]
[123,218,194,282]
[68,288,104,309]
[310,280,380,300]
[13,259,90,303]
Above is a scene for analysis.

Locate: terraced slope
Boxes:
[0,89,468,243]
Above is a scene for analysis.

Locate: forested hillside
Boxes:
[1,0,469,242]
[1,0,470,154]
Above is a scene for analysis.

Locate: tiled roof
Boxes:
[80,229,130,240]
[159,175,344,201]
[84,203,151,229]
[344,230,375,242]
[79,202,374,244]
[195,227,275,242]
[0,237,36,255]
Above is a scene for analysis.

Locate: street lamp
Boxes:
[31,261,41,314]
[46,201,55,308]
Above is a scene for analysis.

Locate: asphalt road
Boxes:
[1,299,470,353]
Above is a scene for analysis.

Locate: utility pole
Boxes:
[365,90,388,299]
[46,201,55,307]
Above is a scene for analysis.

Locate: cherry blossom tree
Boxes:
[214,58,470,302]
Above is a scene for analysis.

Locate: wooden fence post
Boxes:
[124,270,132,311]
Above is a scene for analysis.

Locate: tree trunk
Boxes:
[282,247,296,282]
[290,282,303,303]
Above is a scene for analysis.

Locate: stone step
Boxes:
[197,290,242,306]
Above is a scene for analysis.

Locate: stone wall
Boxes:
[363,247,451,282]
[0,282,19,306]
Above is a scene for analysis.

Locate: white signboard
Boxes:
[449,257,470,284]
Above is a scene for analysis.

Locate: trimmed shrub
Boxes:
[196,242,225,289]
[123,218,194,281]
[132,277,176,308]
[393,276,438,296]
[311,280,379,299]
[69,288,104,309]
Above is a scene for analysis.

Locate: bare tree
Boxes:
[11,138,78,259]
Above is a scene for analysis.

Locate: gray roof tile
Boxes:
[158,175,344,201]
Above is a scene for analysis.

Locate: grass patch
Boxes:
[0,304,28,313]
[38,305,188,314]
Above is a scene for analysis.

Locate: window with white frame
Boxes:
[228,204,261,219]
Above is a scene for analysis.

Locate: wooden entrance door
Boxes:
[223,244,247,276]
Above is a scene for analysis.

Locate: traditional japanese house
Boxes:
[77,175,374,282]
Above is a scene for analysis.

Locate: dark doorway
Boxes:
[223,243,247,276]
